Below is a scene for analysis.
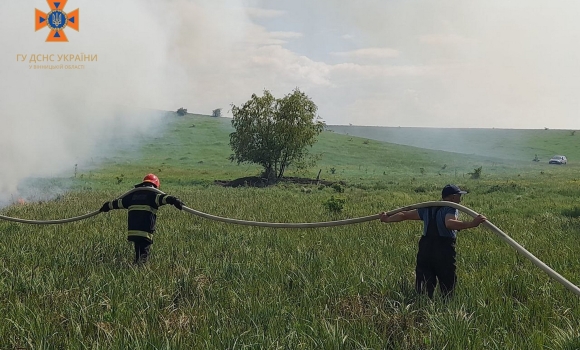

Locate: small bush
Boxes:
[414,186,428,193]
[485,182,522,194]
[562,207,580,218]
[323,196,346,213]
[468,166,482,179]
[331,183,344,193]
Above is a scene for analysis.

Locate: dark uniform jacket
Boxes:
[103,185,173,242]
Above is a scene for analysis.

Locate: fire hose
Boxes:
[1,186,579,297]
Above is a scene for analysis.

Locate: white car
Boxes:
[549,155,567,165]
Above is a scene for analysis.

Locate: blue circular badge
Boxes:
[47,10,68,30]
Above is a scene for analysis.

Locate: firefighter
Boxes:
[100,174,184,264]
[379,184,487,299]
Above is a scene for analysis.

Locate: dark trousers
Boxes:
[128,236,152,264]
[415,236,457,299]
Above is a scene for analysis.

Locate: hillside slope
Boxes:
[327,125,580,163]
[91,114,569,187]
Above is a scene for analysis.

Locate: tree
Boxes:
[176,107,187,116]
[229,89,325,182]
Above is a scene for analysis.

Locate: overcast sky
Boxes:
[5,1,580,128]
[1,0,580,200]
[159,0,580,130]
[258,0,580,130]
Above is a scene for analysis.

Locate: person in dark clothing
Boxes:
[100,173,184,264]
[379,184,487,299]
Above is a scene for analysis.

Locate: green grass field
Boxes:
[1,113,580,349]
[327,125,580,163]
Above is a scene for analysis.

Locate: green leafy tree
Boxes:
[229,89,324,181]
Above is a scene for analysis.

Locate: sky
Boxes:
[1,0,580,201]
[166,0,580,130]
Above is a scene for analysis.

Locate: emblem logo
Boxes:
[35,0,79,42]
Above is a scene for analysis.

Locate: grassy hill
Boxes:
[1,113,580,348]
[89,114,577,190]
[327,125,580,163]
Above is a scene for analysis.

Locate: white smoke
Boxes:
[4,0,577,206]
[0,0,337,206]
[0,0,184,204]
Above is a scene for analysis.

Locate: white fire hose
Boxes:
[1,187,579,297]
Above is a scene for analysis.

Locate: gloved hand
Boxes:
[100,202,111,212]
[167,196,183,210]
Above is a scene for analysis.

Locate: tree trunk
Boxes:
[278,154,289,179]
[263,166,277,184]
[277,163,286,179]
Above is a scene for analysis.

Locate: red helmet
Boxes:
[142,173,160,188]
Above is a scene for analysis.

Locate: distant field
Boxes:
[1,113,579,348]
[327,125,580,163]
[85,114,580,189]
